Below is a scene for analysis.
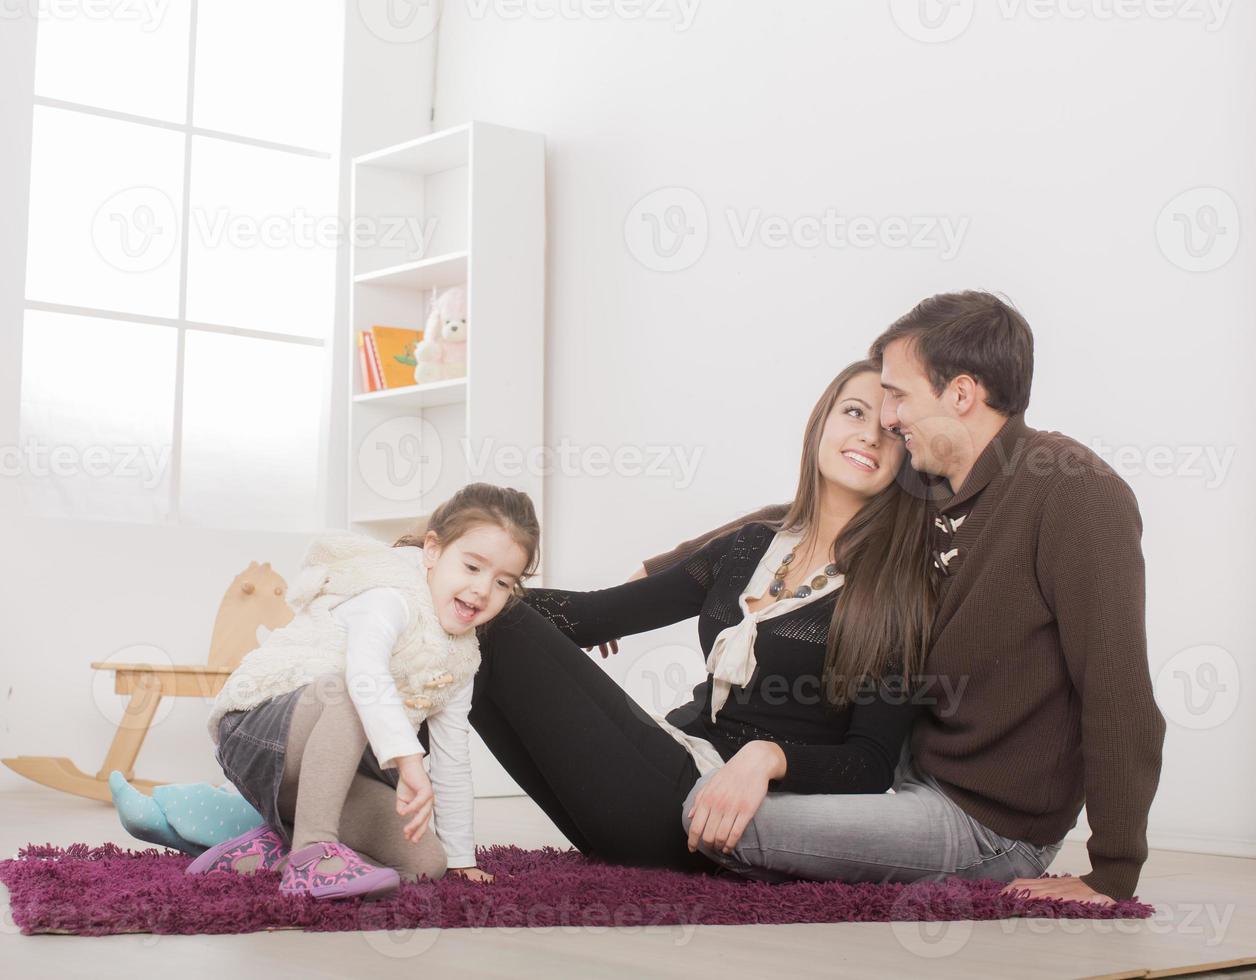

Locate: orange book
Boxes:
[371,325,424,388]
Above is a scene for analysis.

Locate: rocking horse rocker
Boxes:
[2,562,293,802]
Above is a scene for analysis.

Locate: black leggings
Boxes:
[470,598,716,873]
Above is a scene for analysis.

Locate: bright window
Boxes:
[21,0,345,532]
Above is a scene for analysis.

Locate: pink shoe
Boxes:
[279,841,400,901]
[186,824,288,876]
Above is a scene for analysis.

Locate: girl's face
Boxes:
[815,370,905,499]
[423,523,530,635]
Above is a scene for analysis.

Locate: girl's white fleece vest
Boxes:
[207,531,480,743]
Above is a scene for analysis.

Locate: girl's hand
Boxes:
[686,740,786,855]
[449,866,494,882]
[395,753,435,843]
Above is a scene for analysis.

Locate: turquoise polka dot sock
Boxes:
[154,781,265,849]
[108,771,202,855]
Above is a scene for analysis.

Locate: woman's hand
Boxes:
[395,753,435,843]
[686,740,786,855]
[449,866,494,882]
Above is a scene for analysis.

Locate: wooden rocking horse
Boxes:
[2,561,294,803]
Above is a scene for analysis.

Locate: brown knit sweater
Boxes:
[640,413,1165,900]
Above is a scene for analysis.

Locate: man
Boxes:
[635,291,1165,903]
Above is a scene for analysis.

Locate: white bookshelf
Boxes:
[348,121,546,562]
[347,122,546,798]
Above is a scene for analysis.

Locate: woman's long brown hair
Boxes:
[773,360,937,707]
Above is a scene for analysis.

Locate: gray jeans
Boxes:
[681,753,1063,884]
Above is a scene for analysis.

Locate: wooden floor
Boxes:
[1,785,1253,979]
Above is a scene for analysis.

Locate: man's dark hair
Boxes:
[869,291,1034,416]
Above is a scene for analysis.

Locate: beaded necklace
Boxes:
[768,548,841,599]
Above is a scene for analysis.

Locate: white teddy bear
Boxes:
[413,286,468,384]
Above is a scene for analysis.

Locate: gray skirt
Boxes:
[215,684,417,847]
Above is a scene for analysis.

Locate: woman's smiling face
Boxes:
[815,370,905,499]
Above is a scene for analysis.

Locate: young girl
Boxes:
[189,483,540,901]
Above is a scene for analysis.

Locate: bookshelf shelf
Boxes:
[349,511,425,526]
[354,124,470,176]
[352,378,467,409]
[353,250,468,291]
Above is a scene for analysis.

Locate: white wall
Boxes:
[0,3,435,791]
[429,1,1255,856]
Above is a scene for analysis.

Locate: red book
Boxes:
[361,331,384,392]
[357,332,375,392]
[366,332,385,391]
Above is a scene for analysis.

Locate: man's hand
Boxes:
[687,740,786,855]
[449,866,494,882]
[395,753,434,843]
[1001,874,1115,906]
[582,566,646,658]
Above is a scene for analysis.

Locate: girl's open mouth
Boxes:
[453,597,478,623]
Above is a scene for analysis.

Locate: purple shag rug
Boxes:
[0,843,1154,937]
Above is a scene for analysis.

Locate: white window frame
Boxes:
[23,0,339,528]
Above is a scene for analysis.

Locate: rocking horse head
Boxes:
[207,561,295,671]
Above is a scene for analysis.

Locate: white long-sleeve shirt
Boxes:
[330,567,476,868]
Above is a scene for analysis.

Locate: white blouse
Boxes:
[646,527,846,775]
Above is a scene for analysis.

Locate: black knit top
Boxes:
[523,522,917,795]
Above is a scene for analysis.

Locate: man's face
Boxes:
[879,339,968,480]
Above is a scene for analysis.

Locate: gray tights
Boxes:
[276,674,447,882]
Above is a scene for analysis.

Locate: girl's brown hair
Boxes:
[774,360,937,707]
[394,482,541,606]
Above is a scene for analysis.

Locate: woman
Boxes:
[469,359,937,875]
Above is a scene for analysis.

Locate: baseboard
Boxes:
[1065,825,1256,859]
[1145,832,1256,859]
